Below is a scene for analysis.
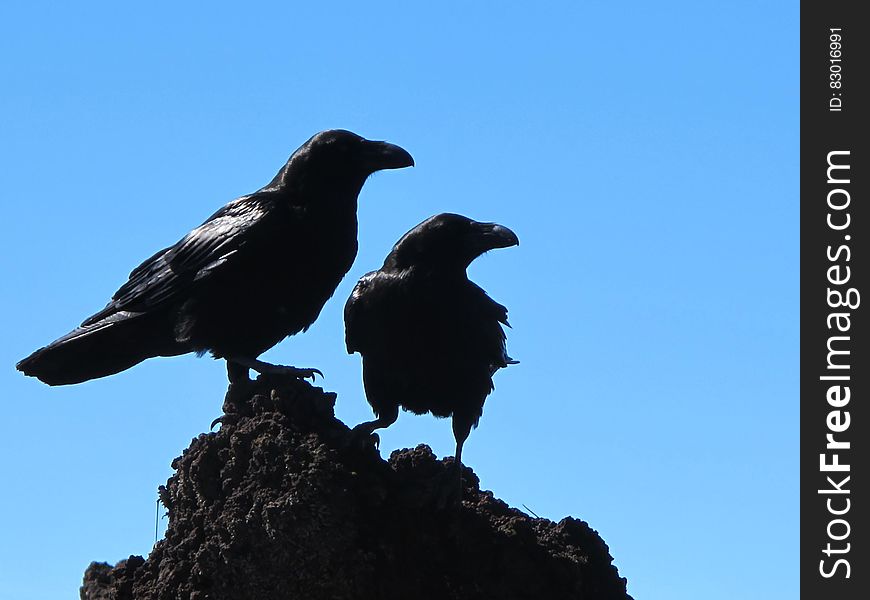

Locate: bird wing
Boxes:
[345,273,514,370]
[344,270,383,354]
[81,192,280,326]
[465,281,510,327]
[465,281,516,370]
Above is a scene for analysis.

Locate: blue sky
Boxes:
[0,2,798,598]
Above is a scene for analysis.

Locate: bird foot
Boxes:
[228,357,323,381]
[259,364,323,381]
[346,424,380,450]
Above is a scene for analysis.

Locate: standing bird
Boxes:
[344,213,518,479]
[17,130,414,386]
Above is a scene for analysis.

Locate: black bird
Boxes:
[344,213,518,477]
[18,130,414,386]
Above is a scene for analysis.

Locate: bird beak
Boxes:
[364,140,415,171]
[475,222,520,251]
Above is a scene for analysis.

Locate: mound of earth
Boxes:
[82,376,631,600]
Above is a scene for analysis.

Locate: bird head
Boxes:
[386,213,519,271]
[269,130,414,192]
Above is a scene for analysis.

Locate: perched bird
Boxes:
[18,130,414,386]
[344,213,518,476]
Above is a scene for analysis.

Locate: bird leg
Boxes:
[433,423,470,511]
[216,358,323,428]
[227,357,323,383]
[226,361,251,384]
[452,415,474,503]
[349,405,399,450]
[454,438,466,501]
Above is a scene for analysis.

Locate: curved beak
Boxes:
[364,140,415,171]
[475,222,520,251]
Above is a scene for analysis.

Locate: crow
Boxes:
[344,213,518,480]
[17,130,414,386]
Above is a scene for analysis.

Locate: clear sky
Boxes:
[0,2,797,598]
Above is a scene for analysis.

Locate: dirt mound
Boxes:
[81,376,631,600]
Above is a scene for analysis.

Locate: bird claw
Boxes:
[210,414,240,430]
[279,366,323,381]
[229,357,324,382]
[261,364,323,381]
[348,425,380,450]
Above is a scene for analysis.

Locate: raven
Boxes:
[18,130,414,386]
[344,213,518,477]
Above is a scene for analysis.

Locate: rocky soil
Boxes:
[81,376,632,600]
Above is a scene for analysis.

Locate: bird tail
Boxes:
[16,313,181,386]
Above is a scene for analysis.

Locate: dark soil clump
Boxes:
[82,376,631,600]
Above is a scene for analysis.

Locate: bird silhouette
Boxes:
[18,130,413,385]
